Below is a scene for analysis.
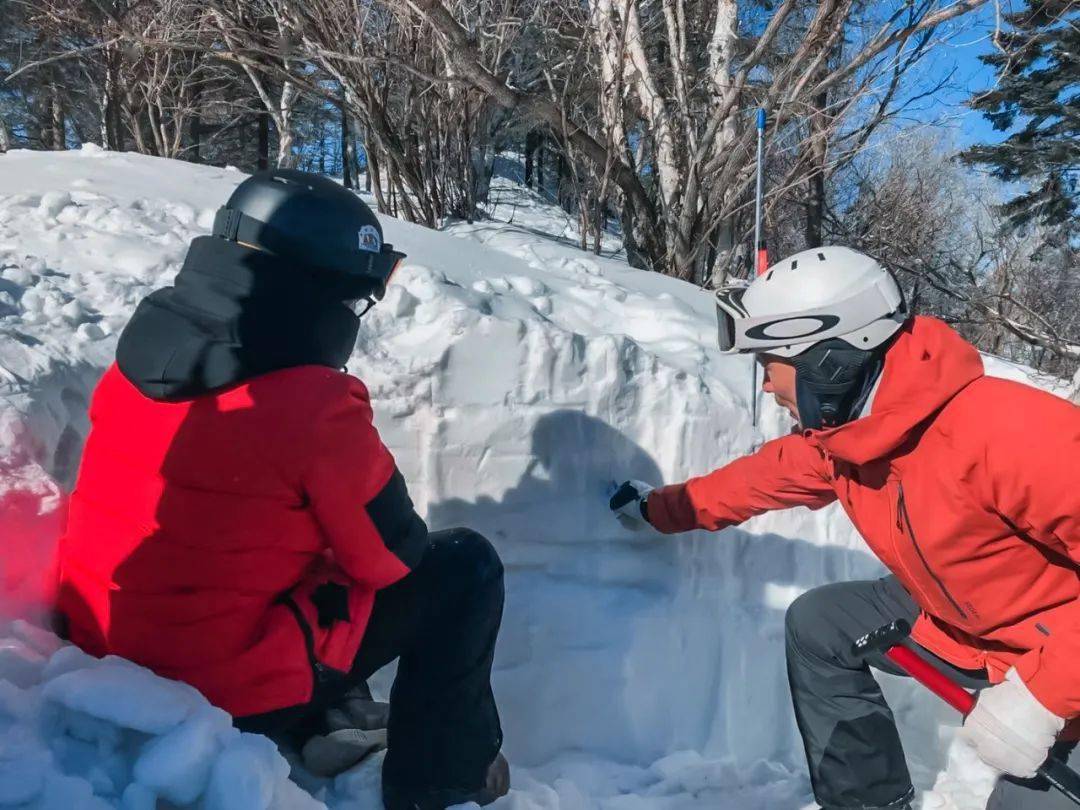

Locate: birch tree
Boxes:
[206,0,300,168]
[405,0,990,280]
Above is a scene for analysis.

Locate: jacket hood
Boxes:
[807,316,984,465]
[116,236,360,401]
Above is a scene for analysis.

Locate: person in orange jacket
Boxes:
[610,246,1080,810]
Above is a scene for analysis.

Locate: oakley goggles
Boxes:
[714,274,905,357]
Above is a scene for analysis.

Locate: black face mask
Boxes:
[791,339,886,430]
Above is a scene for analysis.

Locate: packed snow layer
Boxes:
[0,146,1069,809]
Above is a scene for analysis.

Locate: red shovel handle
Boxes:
[885,645,976,715]
[852,620,976,715]
[856,620,1080,806]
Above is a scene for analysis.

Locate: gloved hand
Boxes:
[959,668,1065,778]
[608,480,654,530]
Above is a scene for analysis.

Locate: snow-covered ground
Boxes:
[0,146,1072,809]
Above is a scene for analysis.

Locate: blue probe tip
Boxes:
[757,109,766,129]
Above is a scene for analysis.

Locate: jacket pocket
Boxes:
[276,592,348,693]
[897,482,968,620]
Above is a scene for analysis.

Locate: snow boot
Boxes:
[300,682,391,776]
[382,752,510,810]
[301,727,388,777]
[324,683,390,733]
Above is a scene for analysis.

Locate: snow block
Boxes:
[43,657,202,734]
[132,706,237,805]
[204,733,290,810]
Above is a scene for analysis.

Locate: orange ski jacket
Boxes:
[647,316,1080,718]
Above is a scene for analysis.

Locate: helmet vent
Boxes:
[766,270,775,281]
[817,252,826,261]
[790,260,798,270]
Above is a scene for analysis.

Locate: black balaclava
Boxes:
[790,338,888,430]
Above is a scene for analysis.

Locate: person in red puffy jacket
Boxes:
[58,170,509,809]
[611,247,1080,810]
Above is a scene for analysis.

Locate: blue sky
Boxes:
[916,2,1010,148]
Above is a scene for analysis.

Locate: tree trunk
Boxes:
[806,170,825,248]
[102,44,125,152]
[620,197,653,270]
[111,87,125,151]
[113,103,125,151]
[341,99,352,189]
[257,111,270,171]
[0,112,10,153]
[273,81,298,168]
[190,117,202,162]
[368,143,388,213]
[805,89,829,248]
[593,199,606,255]
[363,135,372,192]
[525,129,540,188]
[190,84,203,162]
[50,83,66,150]
[556,150,572,213]
[710,217,736,286]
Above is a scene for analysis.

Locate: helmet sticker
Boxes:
[358,224,382,253]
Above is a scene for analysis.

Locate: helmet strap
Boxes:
[213,207,242,241]
[351,297,377,318]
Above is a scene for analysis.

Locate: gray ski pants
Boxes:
[786,576,1080,810]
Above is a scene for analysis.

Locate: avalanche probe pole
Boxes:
[750,108,767,426]
[853,619,1080,806]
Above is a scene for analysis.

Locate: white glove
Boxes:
[959,668,1065,778]
[608,480,654,530]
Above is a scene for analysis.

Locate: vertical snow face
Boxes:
[347,247,886,776]
[0,150,1066,808]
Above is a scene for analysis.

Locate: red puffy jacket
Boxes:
[648,317,1080,718]
[58,364,427,717]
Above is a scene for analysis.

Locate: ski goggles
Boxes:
[715,283,752,353]
[714,275,904,356]
[362,243,407,299]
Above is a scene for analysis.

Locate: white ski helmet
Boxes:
[714,246,907,357]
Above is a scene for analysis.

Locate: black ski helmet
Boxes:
[211,169,405,301]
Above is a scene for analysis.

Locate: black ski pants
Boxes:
[238,528,505,800]
[786,575,1080,810]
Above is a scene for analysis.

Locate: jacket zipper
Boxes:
[897,482,967,620]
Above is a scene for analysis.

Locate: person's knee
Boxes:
[785,585,842,661]
[437,528,504,592]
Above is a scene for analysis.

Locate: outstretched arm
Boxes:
[646,433,837,534]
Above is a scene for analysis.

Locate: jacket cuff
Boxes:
[644,484,698,534]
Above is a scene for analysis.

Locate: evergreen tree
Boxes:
[961,0,1078,232]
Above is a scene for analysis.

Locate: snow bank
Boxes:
[0,146,1069,809]
[0,621,325,809]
